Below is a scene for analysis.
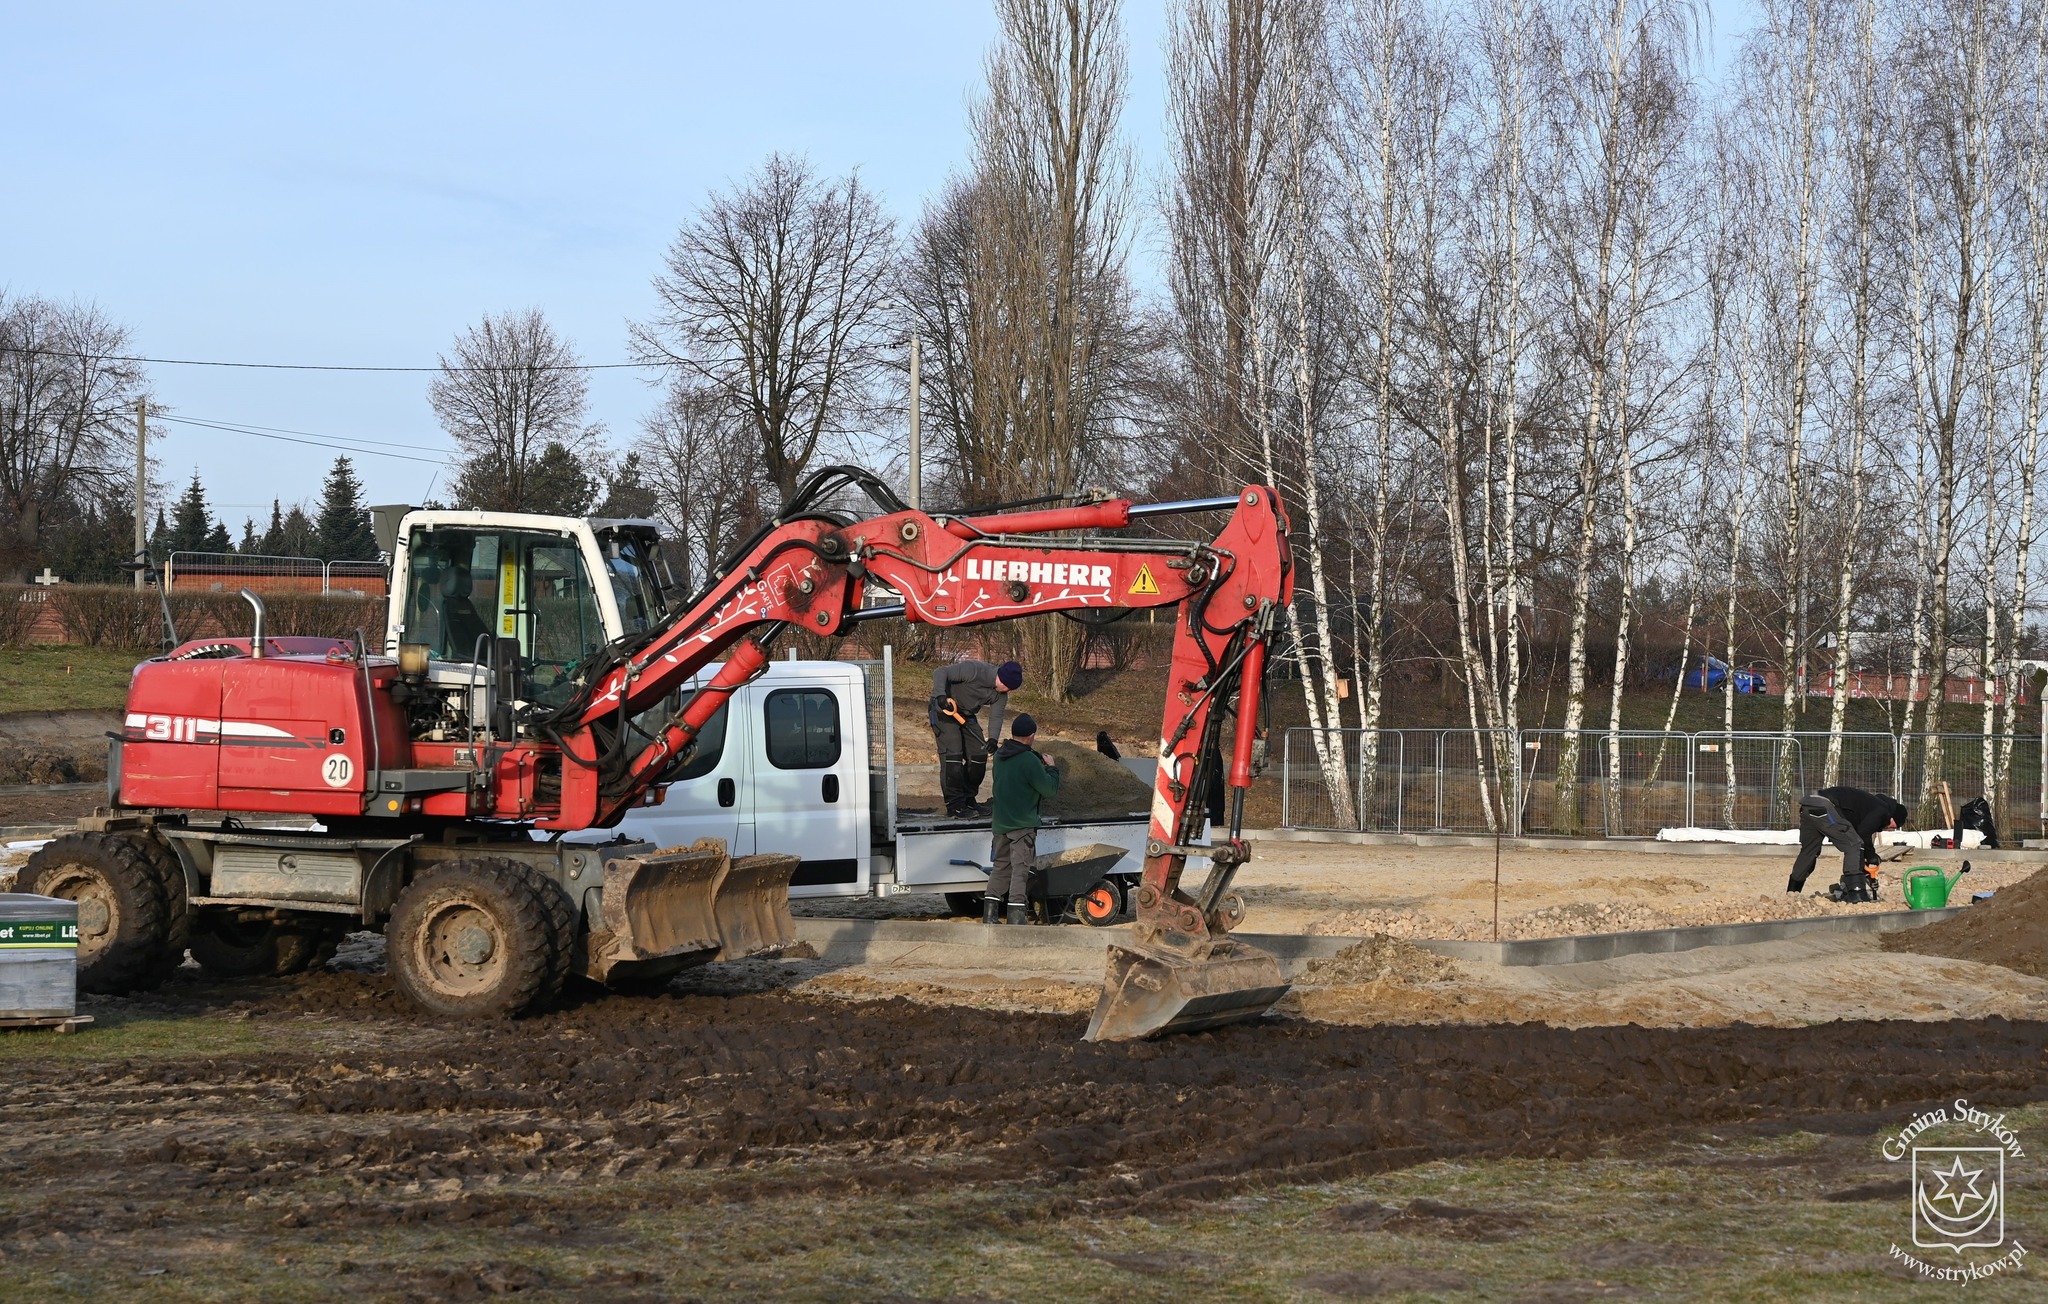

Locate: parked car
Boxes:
[1683,656,1766,693]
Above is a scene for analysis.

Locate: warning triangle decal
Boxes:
[1128,563,1160,596]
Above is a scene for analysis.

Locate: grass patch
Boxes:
[0,1009,275,1063]
[7,1107,2044,1300]
[0,645,147,715]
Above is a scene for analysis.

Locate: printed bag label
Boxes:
[0,921,79,948]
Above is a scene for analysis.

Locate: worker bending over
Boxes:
[928,658,1022,818]
[1788,785,1907,901]
[986,713,1060,925]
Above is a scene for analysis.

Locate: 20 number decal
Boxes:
[322,754,354,788]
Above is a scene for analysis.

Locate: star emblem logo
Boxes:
[1913,1148,2005,1253]
[1927,1155,1984,1215]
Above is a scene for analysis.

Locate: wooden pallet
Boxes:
[0,1014,92,1034]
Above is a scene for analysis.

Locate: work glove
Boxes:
[985,738,999,756]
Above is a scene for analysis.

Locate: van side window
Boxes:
[764,689,840,770]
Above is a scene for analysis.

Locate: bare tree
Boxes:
[0,295,149,579]
[429,309,602,513]
[632,378,765,593]
[635,154,896,507]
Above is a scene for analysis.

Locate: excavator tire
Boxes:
[387,858,563,1019]
[20,831,182,994]
[188,910,334,978]
[119,832,192,985]
[527,870,577,1001]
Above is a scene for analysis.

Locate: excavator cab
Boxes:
[384,511,671,719]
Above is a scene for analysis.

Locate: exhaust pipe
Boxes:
[240,588,267,657]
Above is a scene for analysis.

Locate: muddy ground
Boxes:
[5,952,2048,1302]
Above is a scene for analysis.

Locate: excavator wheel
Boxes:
[19,831,183,994]
[527,871,578,1002]
[1075,878,1125,928]
[387,859,568,1019]
[188,910,336,978]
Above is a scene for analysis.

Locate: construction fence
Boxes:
[1280,726,2045,839]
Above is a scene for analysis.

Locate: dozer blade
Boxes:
[712,852,799,960]
[591,842,730,980]
[1083,938,1291,1041]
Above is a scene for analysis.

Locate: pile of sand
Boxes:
[1034,738,1154,823]
[1294,935,1463,986]
[1883,867,2048,976]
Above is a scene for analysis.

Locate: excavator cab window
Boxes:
[598,528,669,635]
[401,527,607,707]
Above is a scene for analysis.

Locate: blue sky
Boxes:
[5,0,1753,533]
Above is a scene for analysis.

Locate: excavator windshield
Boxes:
[597,528,669,635]
[401,526,607,705]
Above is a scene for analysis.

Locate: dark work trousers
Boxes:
[989,827,1038,906]
[933,715,988,815]
[1788,793,1866,892]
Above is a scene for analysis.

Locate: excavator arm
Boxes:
[536,469,1296,1039]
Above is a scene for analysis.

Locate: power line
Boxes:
[158,412,457,453]
[151,413,452,467]
[9,344,665,373]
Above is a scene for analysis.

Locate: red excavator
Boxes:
[23,467,1293,1039]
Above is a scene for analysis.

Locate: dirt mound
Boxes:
[1883,866,2048,975]
[0,742,102,784]
[1294,935,1462,986]
[1036,738,1154,822]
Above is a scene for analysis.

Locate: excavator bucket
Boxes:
[586,840,797,982]
[1083,938,1290,1041]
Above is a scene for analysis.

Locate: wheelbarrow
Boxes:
[1902,861,1971,910]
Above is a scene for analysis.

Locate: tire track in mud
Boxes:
[7,968,2048,1238]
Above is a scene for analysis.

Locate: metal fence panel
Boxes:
[1596,731,1692,836]
[1517,730,1610,836]
[1434,729,1511,833]
[1275,726,2039,840]
[1280,728,1361,831]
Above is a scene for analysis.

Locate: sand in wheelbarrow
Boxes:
[1883,866,2048,976]
[1034,738,1156,822]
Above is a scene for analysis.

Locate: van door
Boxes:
[611,686,747,855]
[748,670,866,896]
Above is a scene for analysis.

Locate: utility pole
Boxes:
[907,331,922,511]
[134,398,147,588]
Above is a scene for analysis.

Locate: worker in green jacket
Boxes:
[985,713,1059,925]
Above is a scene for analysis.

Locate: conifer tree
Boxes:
[314,457,379,560]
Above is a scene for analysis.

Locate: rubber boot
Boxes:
[983,896,1003,926]
[1007,902,1028,926]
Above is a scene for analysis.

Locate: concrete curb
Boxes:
[793,905,1969,972]
[1245,827,2045,862]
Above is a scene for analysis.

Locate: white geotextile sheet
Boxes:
[1654,826,1983,849]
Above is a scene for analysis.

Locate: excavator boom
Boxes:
[531,469,1296,1039]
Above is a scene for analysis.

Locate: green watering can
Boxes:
[1903,861,1971,910]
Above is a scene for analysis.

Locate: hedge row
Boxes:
[0,584,387,649]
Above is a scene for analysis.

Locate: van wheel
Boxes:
[388,859,562,1018]
[944,892,985,918]
[20,832,179,994]
[1076,878,1125,928]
